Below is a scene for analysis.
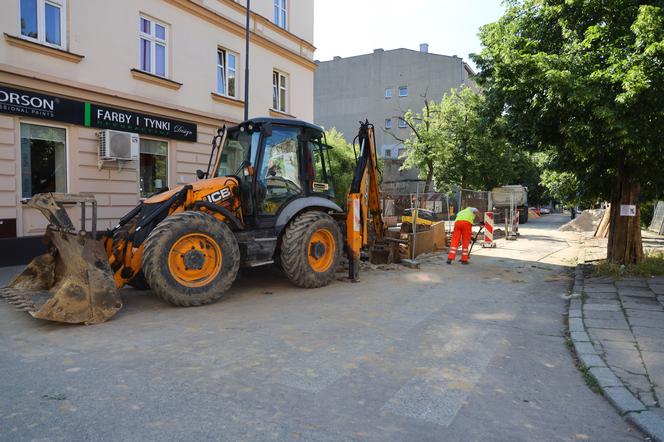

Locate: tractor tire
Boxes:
[127,271,150,290]
[280,211,342,288]
[142,211,240,306]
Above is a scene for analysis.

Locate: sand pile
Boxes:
[558,209,605,232]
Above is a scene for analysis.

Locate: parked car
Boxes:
[540,207,551,214]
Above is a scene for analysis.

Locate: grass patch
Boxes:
[579,364,601,394]
[593,251,664,278]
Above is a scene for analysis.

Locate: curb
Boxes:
[569,262,664,441]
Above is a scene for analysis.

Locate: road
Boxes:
[0,214,641,441]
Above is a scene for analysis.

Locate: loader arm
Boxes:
[346,121,389,281]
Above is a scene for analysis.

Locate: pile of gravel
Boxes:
[558,209,605,232]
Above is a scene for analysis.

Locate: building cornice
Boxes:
[0,64,240,128]
[165,0,317,71]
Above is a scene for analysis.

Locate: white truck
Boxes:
[491,185,529,224]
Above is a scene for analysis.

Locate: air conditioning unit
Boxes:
[99,130,139,161]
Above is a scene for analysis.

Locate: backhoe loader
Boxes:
[1,119,390,324]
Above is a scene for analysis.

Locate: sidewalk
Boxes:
[571,234,664,440]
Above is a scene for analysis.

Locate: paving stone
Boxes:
[622,300,663,312]
[603,386,646,414]
[569,317,585,332]
[569,308,582,318]
[637,390,658,408]
[621,296,660,306]
[604,350,648,376]
[586,276,615,284]
[578,352,606,368]
[584,303,622,312]
[650,284,664,296]
[589,328,636,343]
[625,309,664,320]
[586,298,621,306]
[586,292,619,300]
[589,366,622,387]
[585,318,630,330]
[626,316,664,329]
[570,298,582,311]
[633,326,664,339]
[626,410,664,441]
[585,286,618,294]
[620,289,657,299]
[650,276,664,284]
[574,341,598,355]
[571,331,590,342]
[584,310,627,321]
[616,279,649,289]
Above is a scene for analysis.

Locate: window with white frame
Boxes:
[272,70,288,113]
[398,118,407,128]
[217,48,238,97]
[385,118,392,129]
[19,0,66,49]
[398,86,408,97]
[384,148,392,158]
[385,88,393,99]
[20,123,67,198]
[139,15,168,77]
[274,0,287,29]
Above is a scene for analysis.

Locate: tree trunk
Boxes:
[607,174,643,265]
[424,160,434,194]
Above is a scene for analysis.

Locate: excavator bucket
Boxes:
[1,194,122,325]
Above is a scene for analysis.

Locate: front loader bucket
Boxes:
[1,193,122,325]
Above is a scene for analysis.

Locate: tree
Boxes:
[473,1,664,264]
[324,128,360,207]
[401,87,519,192]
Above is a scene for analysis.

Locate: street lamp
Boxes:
[244,0,250,121]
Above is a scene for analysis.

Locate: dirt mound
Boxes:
[558,209,605,232]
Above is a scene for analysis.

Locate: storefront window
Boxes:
[140,139,168,197]
[20,123,66,198]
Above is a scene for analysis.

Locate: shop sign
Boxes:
[85,103,197,142]
[0,85,84,124]
[0,85,197,142]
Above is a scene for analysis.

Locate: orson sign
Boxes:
[0,86,84,124]
[86,103,197,142]
[0,85,197,142]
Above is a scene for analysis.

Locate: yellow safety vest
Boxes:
[455,208,476,223]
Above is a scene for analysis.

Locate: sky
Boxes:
[313,0,506,70]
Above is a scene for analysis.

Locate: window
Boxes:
[385,118,392,129]
[398,86,408,97]
[273,70,288,113]
[398,118,407,128]
[139,15,168,77]
[384,148,392,158]
[217,48,238,97]
[307,141,334,197]
[139,139,168,197]
[274,0,287,29]
[259,127,301,215]
[20,0,66,48]
[385,88,393,99]
[20,123,66,198]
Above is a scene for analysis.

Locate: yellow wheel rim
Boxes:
[308,228,335,273]
[168,233,222,288]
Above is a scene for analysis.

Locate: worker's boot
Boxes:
[446,259,452,265]
[461,261,469,265]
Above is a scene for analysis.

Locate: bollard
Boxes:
[482,212,497,248]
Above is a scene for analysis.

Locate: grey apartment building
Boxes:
[314,44,476,193]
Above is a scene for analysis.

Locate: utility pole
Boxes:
[243,0,250,121]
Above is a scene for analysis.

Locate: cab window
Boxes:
[307,141,334,197]
[258,126,302,215]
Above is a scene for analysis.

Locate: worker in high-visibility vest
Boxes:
[447,207,480,265]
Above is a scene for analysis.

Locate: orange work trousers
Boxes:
[447,220,473,263]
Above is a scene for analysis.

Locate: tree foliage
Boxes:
[472,0,664,263]
[324,128,357,207]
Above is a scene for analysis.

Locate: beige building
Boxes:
[0,0,315,264]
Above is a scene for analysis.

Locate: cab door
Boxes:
[255,126,304,218]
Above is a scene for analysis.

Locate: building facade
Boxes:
[314,45,476,194]
[0,0,315,262]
